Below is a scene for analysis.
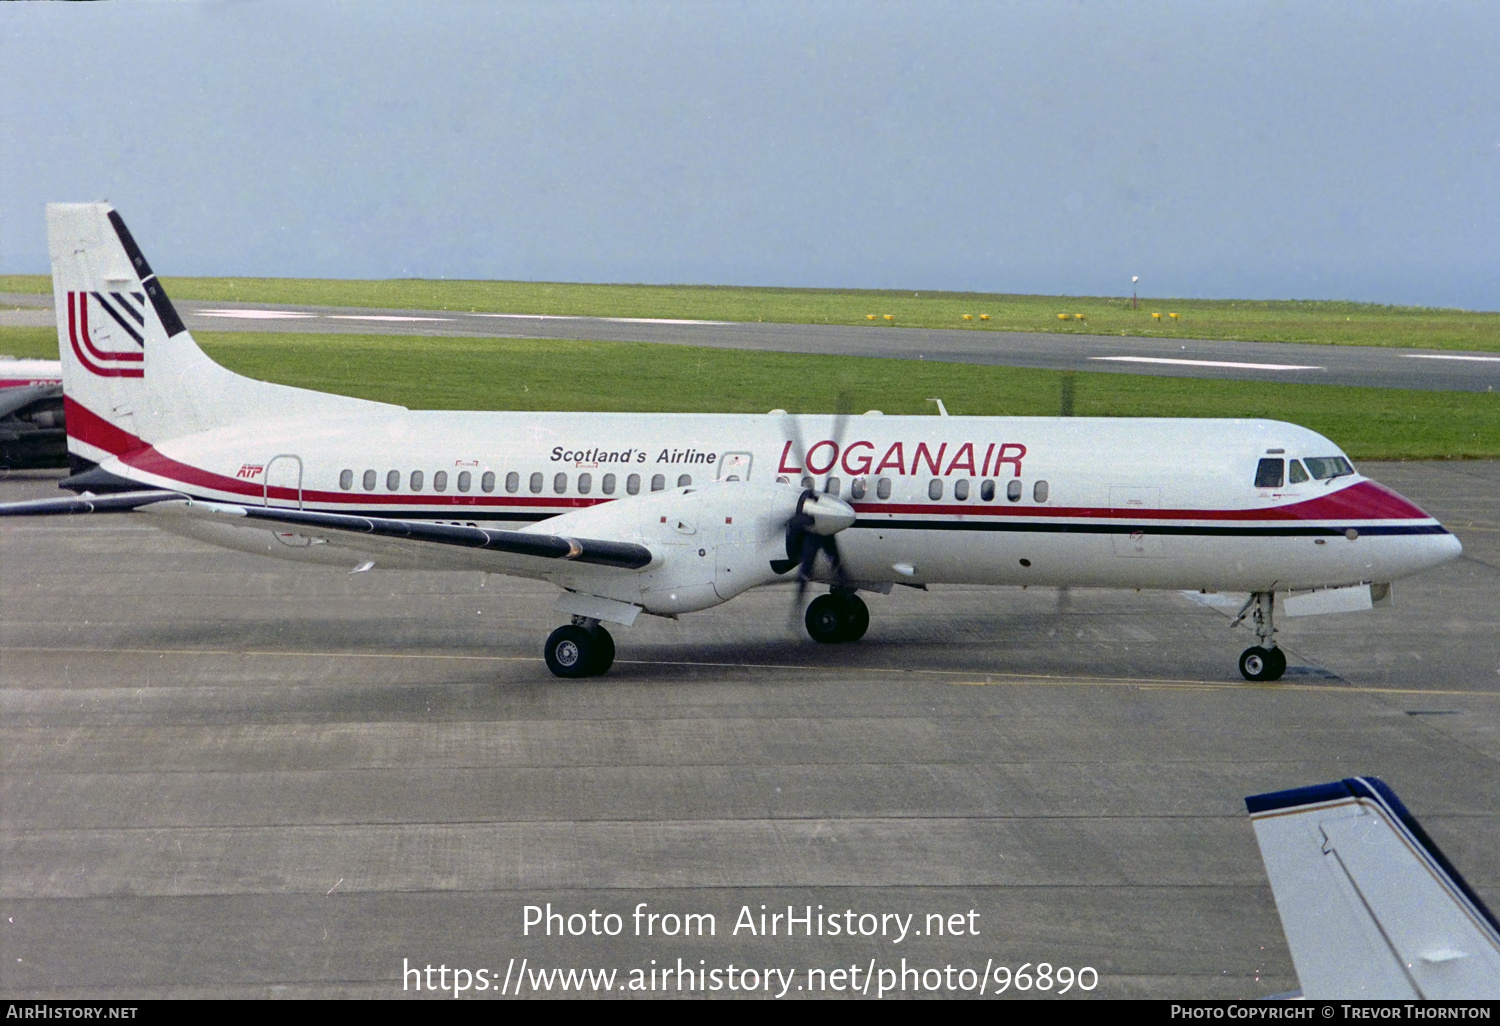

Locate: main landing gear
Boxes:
[544,616,615,678]
[805,590,870,644]
[1232,591,1286,682]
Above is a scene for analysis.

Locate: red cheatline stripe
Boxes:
[854,481,1431,523]
[114,452,1434,525]
[63,396,149,457]
[68,293,143,378]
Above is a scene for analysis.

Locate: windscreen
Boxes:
[1303,456,1354,480]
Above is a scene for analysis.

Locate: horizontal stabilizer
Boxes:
[1246,776,1500,999]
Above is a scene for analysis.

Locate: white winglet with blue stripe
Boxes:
[1246,776,1500,999]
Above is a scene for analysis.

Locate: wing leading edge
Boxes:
[1246,776,1500,999]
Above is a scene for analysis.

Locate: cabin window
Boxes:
[954,479,970,501]
[481,471,496,493]
[362,470,377,491]
[457,471,472,493]
[434,471,448,492]
[1288,460,1309,485]
[1304,456,1353,480]
[504,471,518,493]
[578,473,592,495]
[602,473,616,495]
[339,469,353,490]
[1034,480,1049,503]
[928,479,943,500]
[825,477,840,496]
[801,475,815,491]
[529,472,543,494]
[850,478,867,500]
[1007,479,1022,502]
[876,477,892,500]
[553,473,567,494]
[627,473,641,495]
[410,470,424,491]
[386,470,401,491]
[677,474,692,487]
[651,474,666,492]
[980,479,996,502]
[1255,458,1285,488]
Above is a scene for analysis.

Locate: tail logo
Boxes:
[66,290,146,378]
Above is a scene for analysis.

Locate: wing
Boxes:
[0,493,653,576]
[1246,776,1500,999]
[0,489,192,515]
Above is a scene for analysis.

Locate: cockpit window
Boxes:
[1288,460,1309,484]
[1303,456,1354,480]
[1254,458,1284,489]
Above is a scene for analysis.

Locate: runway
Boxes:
[2,462,1497,998]
[6,292,1499,392]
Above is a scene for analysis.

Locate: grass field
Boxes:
[4,324,1490,460]
[4,273,1497,352]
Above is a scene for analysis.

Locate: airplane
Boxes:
[1247,776,1500,998]
[1,359,65,469]
[0,203,1464,679]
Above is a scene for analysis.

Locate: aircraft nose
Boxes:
[1427,529,1463,566]
[1352,477,1462,570]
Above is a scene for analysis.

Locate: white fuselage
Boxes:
[92,407,1459,595]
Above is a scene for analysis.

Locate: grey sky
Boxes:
[2,1,1496,309]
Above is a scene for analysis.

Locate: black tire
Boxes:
[1266,646,1287,681]
[838,593,870,642]
[1239,646,1282,682]
[805,594,844,643]
[545,625,595,678]
[587,625,616,676]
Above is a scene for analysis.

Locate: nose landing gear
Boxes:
[805,589,870,644]
[1232,591,1286,682]
[544,616,616,678]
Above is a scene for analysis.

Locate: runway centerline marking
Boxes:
[196,310,318,320]
[1402,354,1500,363]
[1089,356,1325,371]
[3,645,1496,698]
[325,315,453,323]
[473,313,733,326]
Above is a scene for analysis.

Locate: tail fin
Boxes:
[1247,776,1500,999]
[49,203,167,463]
[47,203,398,470]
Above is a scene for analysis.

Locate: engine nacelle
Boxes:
[524,480,831,615]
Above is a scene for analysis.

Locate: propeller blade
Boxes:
[781,412,810,488]
[824,391,851,494]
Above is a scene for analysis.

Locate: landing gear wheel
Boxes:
[837,593,869,642]
[545,625,596,678]
[587,625,616,676]
[1239,646,1286,682]
[805,595,844,643]
[805,593,869,643]
[1267,646,1286,680]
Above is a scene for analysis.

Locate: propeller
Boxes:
[772,395,858,619]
